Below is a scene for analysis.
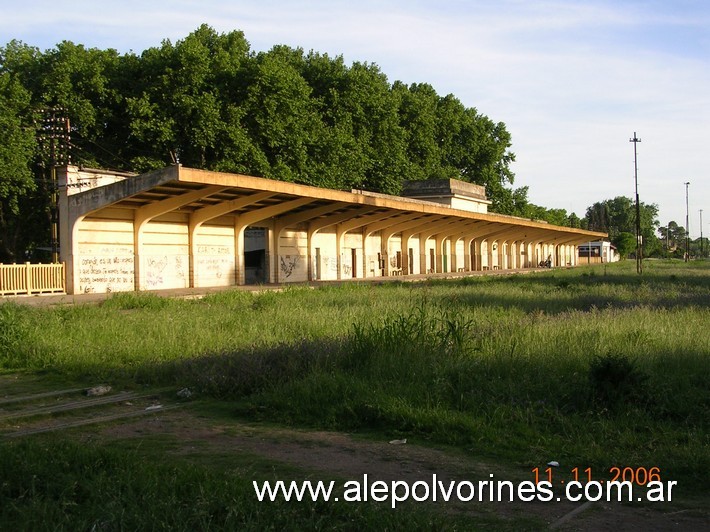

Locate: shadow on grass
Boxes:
[141,304,709,490]
[420,262,710,315]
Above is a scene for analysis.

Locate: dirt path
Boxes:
[98,408,708,531]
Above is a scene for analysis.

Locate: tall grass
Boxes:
[2,260,709,490]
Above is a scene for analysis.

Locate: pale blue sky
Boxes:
[2,0,708,234]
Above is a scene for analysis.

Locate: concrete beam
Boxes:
[67,166,180,220]
[190,191,276,229]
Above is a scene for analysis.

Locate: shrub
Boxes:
[588,353,650,411]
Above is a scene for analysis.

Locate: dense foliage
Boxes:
[582,197,709,259]
[1,25,534,260]
[584,196,660,257]
[2,25,673,262]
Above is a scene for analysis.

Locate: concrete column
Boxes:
[189,220,199,288]
[381,246,390,276]
[361,230,369,279]
[463,237,473,271]
[60,212,84,295]
[336,227,343,280]
[485,241,493,270]
[497,241,506,270]
[473,239,482,271]
[267,227,276,283]
[419,235,428,274]
[434,235,444,273]
[401,232,412,275]
[234,225,246,285]
[511,242,517,269]
[523,242,532,268]
[307,229,314,281]
[384,231,399,276]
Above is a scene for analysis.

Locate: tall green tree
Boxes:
[394,82,441,181]
[126,25,259,173]
[1,25,532,257]
[584,196,660,257]
[0,70,36,261]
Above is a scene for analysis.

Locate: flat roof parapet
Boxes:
[402,179,488,201]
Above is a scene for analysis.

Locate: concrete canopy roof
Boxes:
[67,165,606,244]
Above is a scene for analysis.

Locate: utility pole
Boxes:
[700,209,704,258]
[684,182,690,262]
[665,223,669,254]
[630,132,642,274]
[36,107,71,263]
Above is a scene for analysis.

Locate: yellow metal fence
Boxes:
[0,262,65,296]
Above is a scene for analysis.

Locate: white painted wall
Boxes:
[77,210,134,294]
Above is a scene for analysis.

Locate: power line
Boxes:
[70,130,134,168]
[35,106,71,263]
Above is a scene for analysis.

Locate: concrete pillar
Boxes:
[234,225,246,285]
[485,241,493,270]
[435,235,445,273]
[267,227,276,283]
[307,230,313,281]
[463,237,473,271]
[361,230,369,279]
[450,238,459,272]
[401,233,411,275]
[473,239,482,271]
[335,226,344,280]
[419,235,428,274]
[497,241,506,270]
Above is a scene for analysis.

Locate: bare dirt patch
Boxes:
[95,406,709,531]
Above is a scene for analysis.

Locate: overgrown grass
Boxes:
[1,259,709,527]
[2,438,491,531]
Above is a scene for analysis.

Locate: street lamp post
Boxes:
[684,182,690,262]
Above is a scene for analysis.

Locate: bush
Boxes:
[589,353,650,411]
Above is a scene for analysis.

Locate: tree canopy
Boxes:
[584,196,661,258]
[0,25,630,260]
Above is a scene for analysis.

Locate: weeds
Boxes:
[589,353,650,411]
[0,304,33,368]
[1,260,709,491]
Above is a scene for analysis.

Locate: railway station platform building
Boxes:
[58,165,607,295]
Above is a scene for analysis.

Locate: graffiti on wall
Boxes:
[197,256,234,284]
[197,245,231,255]
[327,256,338,273]
[280,255,300,278]
[144,255,188,289]
[144,256,167,288]
[78,254,134,293]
